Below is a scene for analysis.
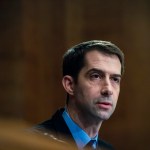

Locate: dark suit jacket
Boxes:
[32,108,114,150]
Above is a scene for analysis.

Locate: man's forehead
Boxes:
[84,50,121,74]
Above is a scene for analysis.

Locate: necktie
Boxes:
[85,140,97,150]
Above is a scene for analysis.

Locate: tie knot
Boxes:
[85,140,96,150]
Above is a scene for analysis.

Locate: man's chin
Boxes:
[97,111,112,121]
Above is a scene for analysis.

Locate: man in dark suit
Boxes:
[32,40,125,150]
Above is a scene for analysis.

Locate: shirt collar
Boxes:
[62,108,98,149]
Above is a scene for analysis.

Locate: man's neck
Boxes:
[66,105,102,138]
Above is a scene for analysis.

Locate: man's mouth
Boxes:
[96,102,112,109]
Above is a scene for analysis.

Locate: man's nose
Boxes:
[101,78,113,97]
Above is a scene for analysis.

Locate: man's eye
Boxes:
[111,77,120,83]
[90,74,101,79]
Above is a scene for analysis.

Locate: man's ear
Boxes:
[62,75,75,95]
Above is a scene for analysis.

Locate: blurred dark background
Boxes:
[0,0,150,149]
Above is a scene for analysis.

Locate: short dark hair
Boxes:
[63,40,124,83]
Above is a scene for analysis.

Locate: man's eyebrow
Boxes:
[86,68,104,74]
[86,68,122,77]
[112,74,122,78]
[111,74,122,81]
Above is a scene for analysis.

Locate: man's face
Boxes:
[73,50,121,121]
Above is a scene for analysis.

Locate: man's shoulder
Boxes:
[31,107,66,131]
[98,138,115,150]
[27,108,76,149]
[29,108,73,142]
